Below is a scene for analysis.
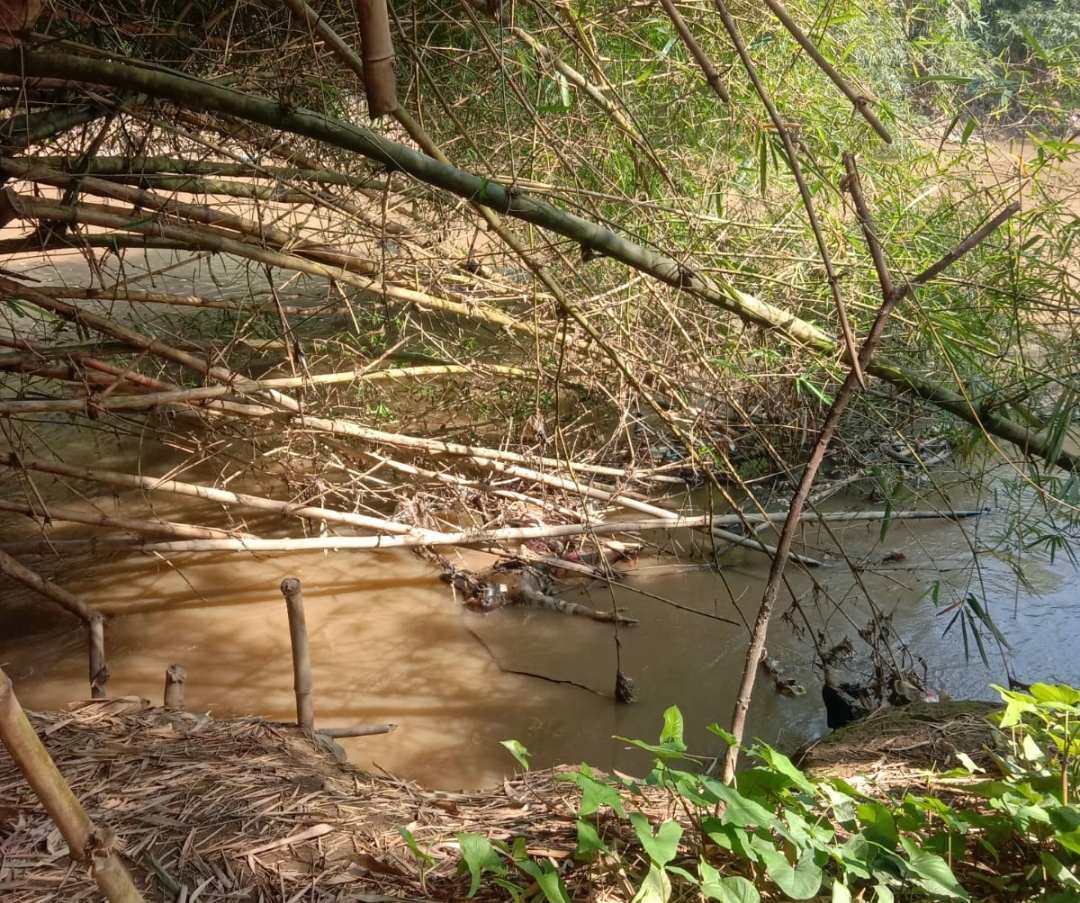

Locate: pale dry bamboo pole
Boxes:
[8,191,385,277]
[0,362,134,386]
[280,578,315,730]
[463,455,823,565]
[318,724,396,738]
[0,158,351,258]
[88,614,109,699]
[277,408,658,478]
[0,507,985,556]
[0,667,146,903]
[0,363,539,415]
[0,546,97,620]
[3,258,577,357]
[0,497,255,539]
[0,520,814,559]
[0,452,436,537]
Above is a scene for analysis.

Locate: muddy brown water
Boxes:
[1,476,1077,790]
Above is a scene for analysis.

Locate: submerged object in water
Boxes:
[822,670,871,730]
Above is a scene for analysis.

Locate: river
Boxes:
[1,466,1076,790]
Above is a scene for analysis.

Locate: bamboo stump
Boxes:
[280,577,314,730]
[88,614,109,699]
[163,664,186,708]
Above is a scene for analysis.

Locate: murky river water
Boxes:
[1,471,1076,790]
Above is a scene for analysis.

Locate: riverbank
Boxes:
[2,695,1011,903]
[1,697,602,903]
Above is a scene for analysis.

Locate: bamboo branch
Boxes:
[0,363,539,415]
[714,0,864,388]
[655,0,730,102]
[0,453,437,537]
[0,497,255,539]
[12,155,391,191]
[0,667,146,903]
[0,547,97,620]
[0,157,357,257]
[0,54,1051,470]
[720,153,962,782]
[761,0,891,142]
[0,506,983,557]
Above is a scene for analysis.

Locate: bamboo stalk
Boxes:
[8,192,385,279]
[0,546,96,620]
[88,614,109,699]
[2,260,571,358]
[0,452,436,537]
[280,578,314,731]
[761,0,891,142]
[0,507,984,555]
[0,158,389,275]
[0,497,256,539]
[0,667,146,903]
[0,667,143,895]
[12,155,391,189]
[0,363,539,415]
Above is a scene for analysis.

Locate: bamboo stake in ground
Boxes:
[88,614,109,699]
[280,577,315,730]
[0,666,146,903]
[163,664,186,708]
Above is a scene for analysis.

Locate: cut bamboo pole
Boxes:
[163,664,186,708]
[280,577,314,731]
[0,547,97,621]
[318,724,396,738]
[88,614,109,699]
[0,507,985,556]
[0,666,146,903]
[0,453,435,537]
[0,497,255,540]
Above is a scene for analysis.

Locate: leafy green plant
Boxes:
[458,690,1080,903]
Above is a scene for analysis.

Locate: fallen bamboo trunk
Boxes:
[0,51,1050,476]
[0,507,986,555]
[0,547,97,621]
[0,453,436,538]
[0,666,146,903]
[0,497,256,540]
